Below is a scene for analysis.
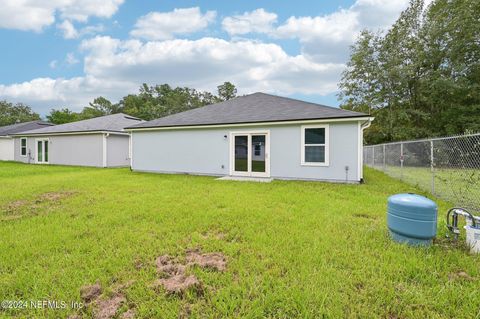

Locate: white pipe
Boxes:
[359,118,373,180]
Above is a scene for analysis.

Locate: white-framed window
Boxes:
[301,124,329,166]
[20,138,27,157]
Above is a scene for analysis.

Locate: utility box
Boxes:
[387,193,438,246]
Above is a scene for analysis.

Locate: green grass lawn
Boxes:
[0,162,479,318]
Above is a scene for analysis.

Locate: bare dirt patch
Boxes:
[76,282,134,319]
[80,283,102,304]
[186,249,227,272]
[154,255,200,295]
[448,271,475,281]
[153,275,201,295]
[94,293,126,319]
[153,250,227,295]
[36,191,77,203]
[156,255,186,276]
[4,200,28,213]
[2,191,77,219]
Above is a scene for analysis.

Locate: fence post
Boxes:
[430,140,435,195]
[400,143,404,180]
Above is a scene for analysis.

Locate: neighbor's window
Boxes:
[301,125,329,166]
[254,144,261,156]
[20,138,27,156]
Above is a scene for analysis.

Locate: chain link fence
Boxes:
[364,133,480,213]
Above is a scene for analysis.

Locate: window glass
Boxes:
[305,146,325,163]
[21,138,27,156]
[305,128,325,144]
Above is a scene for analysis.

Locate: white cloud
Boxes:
[58,0,124,22]
[57,20,105,39]
[275,0,411,62]
[0,36,343,113]
[57,20,78,39]
[0,76,133,109]
[78,36,342,96]
[130,7,217,40]
[0,0,123,32]
[222,9,277,35]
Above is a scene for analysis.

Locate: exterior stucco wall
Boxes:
[132,128,229,176]
[106,134,130,167]
[132,121,362,182]
[0,138,14,161]
[14,134,103,167]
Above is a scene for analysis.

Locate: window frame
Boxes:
[301,124,329,166]
[20,137,27,157]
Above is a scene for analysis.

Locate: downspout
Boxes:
[129,131,133,171]
[359,118,374,182]
[102,133,109,168]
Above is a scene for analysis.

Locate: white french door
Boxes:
[230,131,270,177]
[35,139,49,164]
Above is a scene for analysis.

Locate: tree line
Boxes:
[338,0,480,144]
[47,82,237,124]
[0,82,237,126]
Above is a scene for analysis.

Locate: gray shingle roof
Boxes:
[127,92,368,129]
[0,120,54,136]
[13,113,143,136]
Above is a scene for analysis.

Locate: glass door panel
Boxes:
[251,135,266,173]
[44,140,48,162]
[37,140,43,163]
[234,135,248,172]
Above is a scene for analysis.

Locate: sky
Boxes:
[0,0,411,116]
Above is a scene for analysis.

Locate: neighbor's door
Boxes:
[231,132,269,177]
[36,139,49,164]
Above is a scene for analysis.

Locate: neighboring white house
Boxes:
[12,113,143,167]
[126,93,374,183]
[0,121,54,161]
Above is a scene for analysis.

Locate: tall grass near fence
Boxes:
[364,133,480,213]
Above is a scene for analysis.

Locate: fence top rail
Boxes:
[365,132,480,147]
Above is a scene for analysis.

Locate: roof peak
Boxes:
[127,92,368,130]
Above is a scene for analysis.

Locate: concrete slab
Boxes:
[216,176,273,183]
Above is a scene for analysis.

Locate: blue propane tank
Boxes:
[387,193,438,246]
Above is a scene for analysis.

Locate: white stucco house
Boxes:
[0,121,54,161]
[126,93,373,183]
[12,113,143,167]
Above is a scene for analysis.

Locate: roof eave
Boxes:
[11,130,130,137]
[126,115,373,131]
